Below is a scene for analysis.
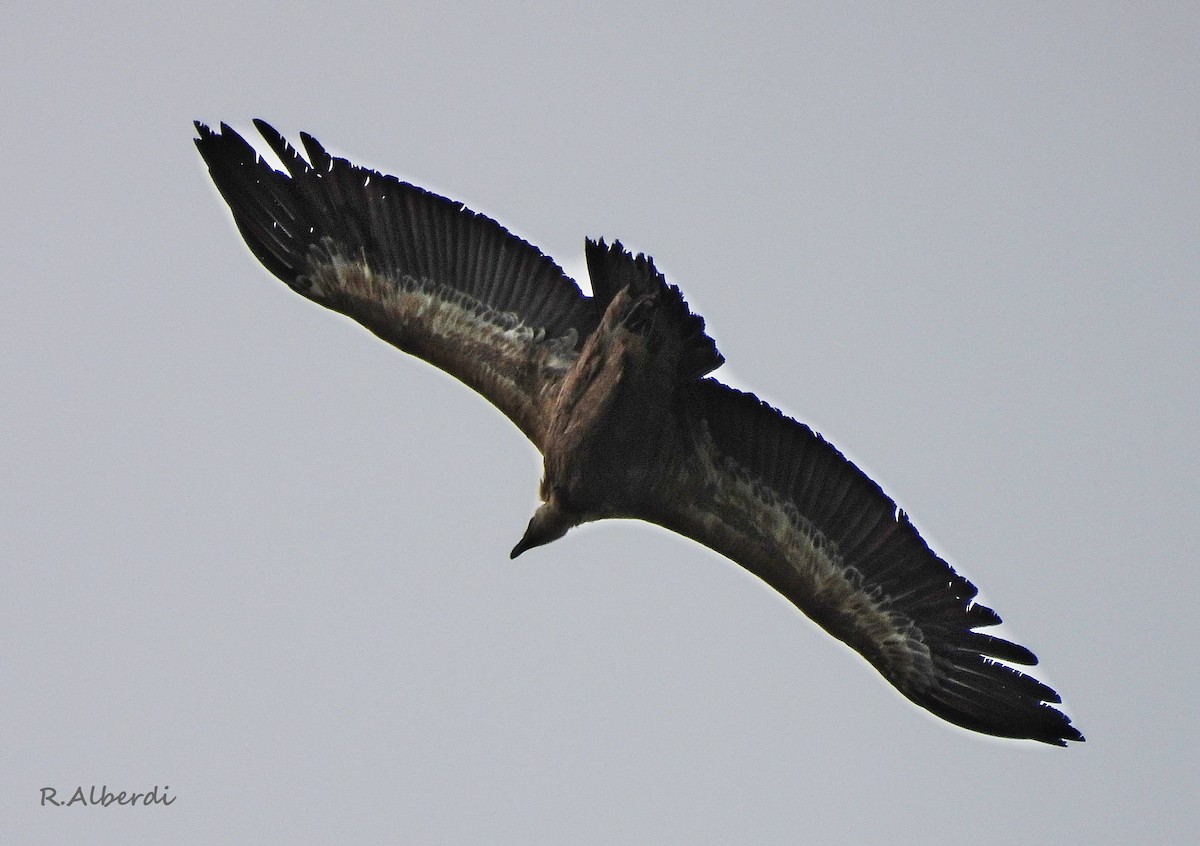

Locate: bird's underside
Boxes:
[195,120,1083,745]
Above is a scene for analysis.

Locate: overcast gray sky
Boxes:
[3,2,1197,843]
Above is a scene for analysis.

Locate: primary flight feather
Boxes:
[195,120,1082,745]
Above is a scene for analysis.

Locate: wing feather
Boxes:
[194,121,597,446]
[645,379,1082,745]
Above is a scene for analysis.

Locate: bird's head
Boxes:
[511,491,579,559]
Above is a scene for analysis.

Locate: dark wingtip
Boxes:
[910,659,1086,746]
[251,117,279,137]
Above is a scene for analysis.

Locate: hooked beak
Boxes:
[510,497,575,559]
[510,534,537,559]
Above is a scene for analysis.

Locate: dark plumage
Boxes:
[195,120,1083,745]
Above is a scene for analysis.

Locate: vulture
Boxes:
[194,120,1083,746]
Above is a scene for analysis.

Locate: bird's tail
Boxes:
[584,238,724,381]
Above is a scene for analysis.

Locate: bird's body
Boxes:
[195,120,1083,745]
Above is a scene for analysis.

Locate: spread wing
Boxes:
[645,379,1083,745]
[194,120,601,448]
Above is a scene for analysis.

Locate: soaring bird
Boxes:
[195,120,1082,745]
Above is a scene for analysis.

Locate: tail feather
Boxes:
[585,238,724,381]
